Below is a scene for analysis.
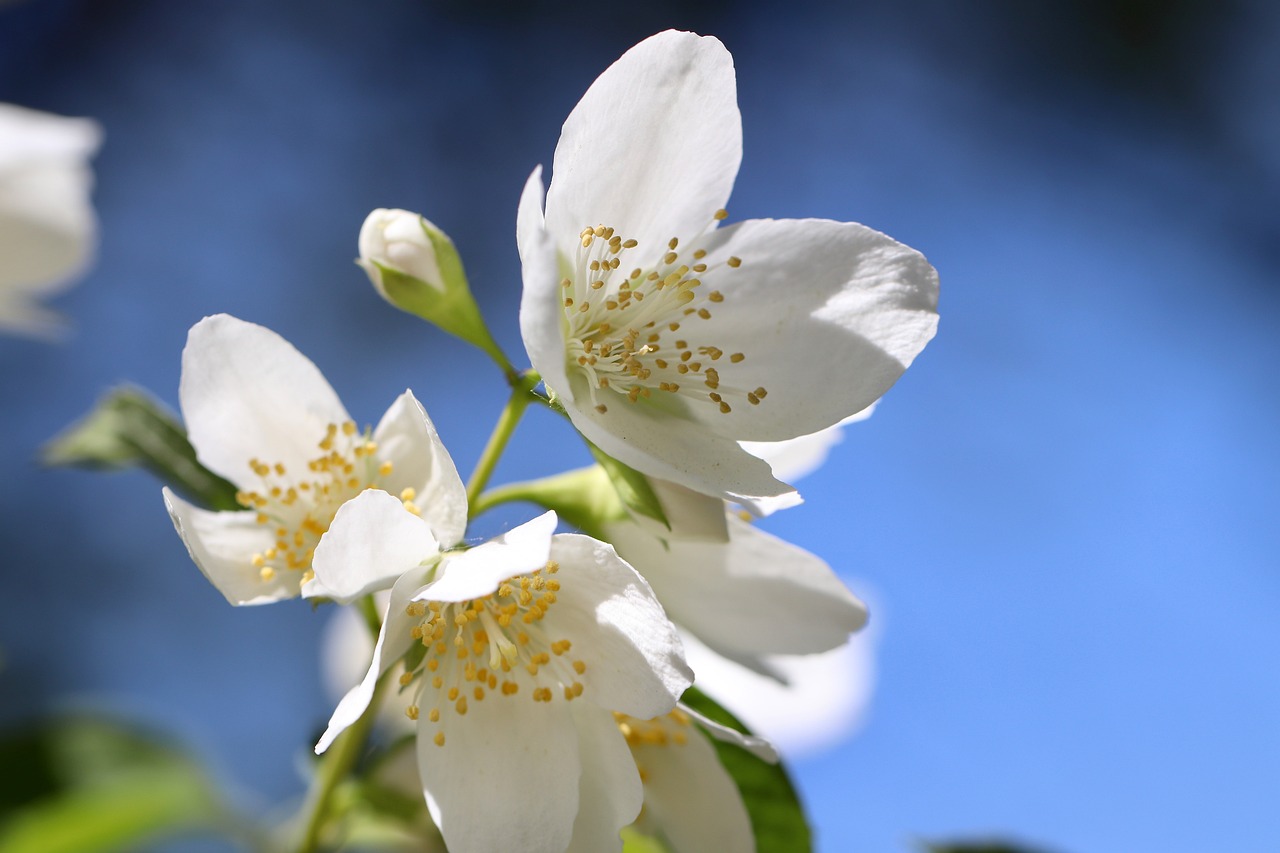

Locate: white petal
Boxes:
[179,314,352,485]
[372,390,467,548]
[682,630,876,758]
[685,217,939,440]
[679,701,777,763]
[420,687,580,853]
[544,31,741,267]
[0,103,101,166]
[562,369,793,505]
[162,488,297,605]
[565,704,643,853]
[304,489,440,604]
[517,167,573,400]
[741,406,876,486]
[608,514,866,658]
[416,511,557,604]
[315,566,429,753]
[548,534,692,718]
[631,720,754,853]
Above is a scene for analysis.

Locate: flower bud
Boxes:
[358,208,449,298]
[357,208,510,372]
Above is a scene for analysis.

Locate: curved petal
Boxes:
[517,167,573,400]
[180,314,351,485]
[683,631,876,758]
[544,31,741,267]
[315,565,430,753]
[562,368,793,505]
[304,489,439,604]
[417,511,557,604]
[679,701,777,763]
[631,721,754,853]
[548,534,692,719]
[420,687,580,853]
[162,488,295,605]
[608,514,866,658]
[681,217,939,441]
[373,390,467,548]
[565,704,643,853]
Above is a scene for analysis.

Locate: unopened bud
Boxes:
[356,208,511,373]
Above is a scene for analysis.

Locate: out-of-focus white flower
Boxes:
[0,103,101,337]
[517,30,938,510]
[164,314,466,605]
[312,495,692,853]
[680,627,877,758]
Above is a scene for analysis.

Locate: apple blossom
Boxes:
[312,492,692,853]
[0,103,101,337]
[163,314,465,605]
[518,30,938,509]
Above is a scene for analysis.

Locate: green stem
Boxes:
[294,595,384,853]
[469,480,533,518]
[465,372,539,515]
[294,673,388,853]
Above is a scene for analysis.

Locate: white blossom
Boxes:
[518,30,938,509]
[0,103,100,337]
[164,314,465,605]
[313,495,692,853]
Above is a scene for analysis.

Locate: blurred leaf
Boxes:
[680,688,811,853]
[586,442,669,531]
[42,386,239,511]
[922,842,1062,853]
[0,716,222,853]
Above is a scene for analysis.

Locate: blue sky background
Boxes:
[2,1,1278,851]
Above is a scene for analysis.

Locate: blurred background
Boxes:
[2,0,1278,850]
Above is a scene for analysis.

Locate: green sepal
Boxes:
[471,465,627,539]
[680,687,813,853]
[41,386,240,511]
[586,443,670,531]
[0,716,226,853]
[621,827,672,853]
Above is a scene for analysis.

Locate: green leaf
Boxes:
[42,386,240,511]
[586,443,670,531]
[0,716,223,853]
[680,688,812,853]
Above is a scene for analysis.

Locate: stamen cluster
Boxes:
[398,560,589,747]
[561,211,768,417]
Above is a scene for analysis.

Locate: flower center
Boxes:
[234,420,412,584]
[561,210,768,417]
[399,560,589,747]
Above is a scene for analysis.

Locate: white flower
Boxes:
[679,630,876,758]
[518,30,939,509]
[603,707,773,853]
[163,314,466,605]
[0,103,101,338]
[313,493,693,853]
